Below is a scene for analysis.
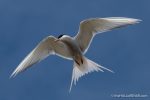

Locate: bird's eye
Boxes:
[58,34,64,39]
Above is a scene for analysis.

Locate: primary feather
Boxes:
[75,17,141,53]
[10,36,56,77]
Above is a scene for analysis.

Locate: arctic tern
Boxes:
[10,17,140,92]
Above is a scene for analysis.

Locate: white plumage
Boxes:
[10,17,141,92]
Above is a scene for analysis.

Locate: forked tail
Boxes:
[69,57,114,92]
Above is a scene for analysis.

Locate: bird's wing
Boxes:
[75,17,141,53]
[10,36,67,77]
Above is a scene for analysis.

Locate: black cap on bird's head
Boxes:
[57,34,65,39]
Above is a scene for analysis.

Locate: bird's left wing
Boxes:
[75,17,141,54]
[10,36,58,77]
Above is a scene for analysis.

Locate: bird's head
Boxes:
[57,34,65,39]
[55,34,67,42]
[57,34,71,40]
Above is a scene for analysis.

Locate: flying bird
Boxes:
[10,17,140,92]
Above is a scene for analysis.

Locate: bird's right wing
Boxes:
[10,36,67,77]
[75,17,141,54]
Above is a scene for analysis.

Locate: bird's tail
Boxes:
[69,57,114,92]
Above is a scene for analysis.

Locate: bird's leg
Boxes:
[74,55,84,66]
[75,59,80,66]
[81,58,83,64]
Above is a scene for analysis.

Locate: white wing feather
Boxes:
[75,17,141,53]
[10,36,57,77]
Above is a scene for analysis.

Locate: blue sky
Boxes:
[0,0,149,100]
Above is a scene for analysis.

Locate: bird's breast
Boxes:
[62,39,83,61]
